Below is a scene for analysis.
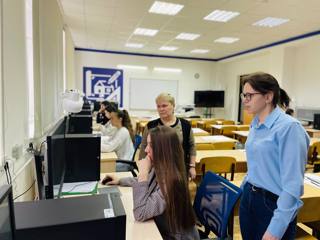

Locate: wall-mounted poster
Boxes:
[83,67,123,107]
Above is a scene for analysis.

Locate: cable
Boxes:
[64,182,94,193]
[4,161,11,184]
[13,180,36,201]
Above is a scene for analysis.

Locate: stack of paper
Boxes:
[304,173,320,189]
[54,181,98,196]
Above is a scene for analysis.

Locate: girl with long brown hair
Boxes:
[102,126,199,239]
[101,109,134,171]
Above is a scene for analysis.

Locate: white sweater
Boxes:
[101,127,134,161]
[100,121,117,137]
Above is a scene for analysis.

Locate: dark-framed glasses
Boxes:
[240,92,262,101]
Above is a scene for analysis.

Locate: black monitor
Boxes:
[46,118,67,199]
[45,118,101,199]
[67,114,92,134]
[0,185,15,240]
[194,90,224,108]
[64,134,101,183]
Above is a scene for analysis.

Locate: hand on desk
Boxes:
[101,174,119,185]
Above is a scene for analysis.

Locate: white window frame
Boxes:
[25,0,34,139]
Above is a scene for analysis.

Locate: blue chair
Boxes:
[193,171,242,239]
[116,134,142,176]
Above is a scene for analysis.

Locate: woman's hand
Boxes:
[262,231,280,240]
[189,167,196,180]
[137,156,152,182]
[101,174,119,185]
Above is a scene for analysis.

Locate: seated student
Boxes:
[96,101,109,125]
[102,126,200,240]
[101,109,134,171]
[100,102,118,137]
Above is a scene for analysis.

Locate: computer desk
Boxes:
[100,172,163,240]
[100,152,117,172]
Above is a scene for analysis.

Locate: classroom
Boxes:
[1,0,320,239]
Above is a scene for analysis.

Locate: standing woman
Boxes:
[139,93,197,180]
[101,109,134,171]
[239,72,309,240]
[103,126,199,240]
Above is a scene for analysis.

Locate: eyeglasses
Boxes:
[240,92,262,101]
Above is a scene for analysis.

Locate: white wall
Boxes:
[0,0,75,201]
[75,51,221,117]
[216,35,320,120]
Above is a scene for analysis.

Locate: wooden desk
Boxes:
[196,149,247,173]
[233,174,320,223]
[100,172,162,240]
[310,138,320,146]
[194,135,238,144]
[192,128,210,136]
[211,125,249,135]
[233,130,249,144]
[101,152,117,172]
[307,129,320,138]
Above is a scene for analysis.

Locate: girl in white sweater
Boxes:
[101,109,134,171]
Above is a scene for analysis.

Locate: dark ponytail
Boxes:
[279,88,291,109]
[114,109,134,143]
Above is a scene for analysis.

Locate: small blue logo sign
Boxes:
[83,67,123,107]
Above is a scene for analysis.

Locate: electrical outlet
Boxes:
[12,144,22,160]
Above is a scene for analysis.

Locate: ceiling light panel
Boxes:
[176,33,200,41]
[191,49,210,54]
[253,17,289,27]
[149,1,184,15]
[204,10,240,22]
[133,28,158,36]
[154,67,182,73]
[159,46,178,51]
[214,37,239,43]
[125,43,144,48]
[117,65,148,70]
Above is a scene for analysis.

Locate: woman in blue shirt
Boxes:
[239,72,309,240]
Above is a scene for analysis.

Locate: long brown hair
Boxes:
[149,126,196,233]
[113,109,134,143]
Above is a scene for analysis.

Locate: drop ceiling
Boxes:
[58,0,320,60]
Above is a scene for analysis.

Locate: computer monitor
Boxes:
[45,118,101,199]
[67,114,92,134]
[0,185,15,240]
[64,134,101,183]
[46,118,67,199]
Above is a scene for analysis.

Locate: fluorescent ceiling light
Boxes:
[125,43,144,48]
[176,33,200,41]
[154,67,182,73]
[191,49,210,54]
[133,28,158,36]
[204,10,240,22]
[159,46,178,51]
[149,1,184,15]
[253,17,289,27]
[117,64,148,70]
[214,37,239,44]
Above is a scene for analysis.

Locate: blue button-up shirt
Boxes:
[244,106,309,238]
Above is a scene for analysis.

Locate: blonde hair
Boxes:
[155,93,175,106]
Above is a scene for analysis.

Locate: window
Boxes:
[62,29,66,92]
[25,0,34,138]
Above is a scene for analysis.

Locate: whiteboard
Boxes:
[129,78,178,110]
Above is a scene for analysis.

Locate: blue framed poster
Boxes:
[83,67,123,107]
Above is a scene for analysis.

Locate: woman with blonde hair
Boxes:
[139,93,197,180]
[103,126,199,240]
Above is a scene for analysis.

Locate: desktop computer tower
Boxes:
[314,114,320,130]
[14,193,126,240]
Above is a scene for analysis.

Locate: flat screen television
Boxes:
[194,90,224,108]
